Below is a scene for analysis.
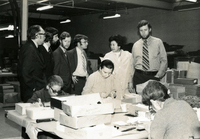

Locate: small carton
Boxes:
[59,113,112,129]
[26,107,54,120]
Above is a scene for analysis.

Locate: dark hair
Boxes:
[27,25,42,39]
[44,32,53,43]
[142,80,170,106]
[73,34,88,46]
[100,59,114,72]
[47,75,64,87]
[137,20,152,36]
[45,27,58,36]
[59,31,71,41]
[109,34,126,49]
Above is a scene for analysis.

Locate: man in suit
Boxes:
[18,25,46,102]
[53,32,72,93]
[68,34,90,95]
[38,31,54,80]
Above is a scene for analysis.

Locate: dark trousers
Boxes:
[71,76,86,95]
[133,69,159,93]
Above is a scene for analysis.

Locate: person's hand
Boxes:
[128,82,134,93]
[110,90,117,99]
[72,76,78,84]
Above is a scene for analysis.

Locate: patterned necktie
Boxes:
[142,39,149,71]
[81,52,86,72]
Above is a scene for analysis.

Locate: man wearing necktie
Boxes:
[18,25,46,102]
[68,34,90,95]
[53,32,72,93]
[132,20,168,92]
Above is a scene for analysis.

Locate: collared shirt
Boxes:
[73,47,87,77]
[132,36,167,77]
[82,71,115,96]
[59,46,66,53]
[43,43,50,52]
[32,39,38,48]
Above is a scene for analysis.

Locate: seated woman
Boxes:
[27,75,69,106]
[142,80,200,139]
[82,59,116,98]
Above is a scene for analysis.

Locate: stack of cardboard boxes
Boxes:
[51,93,114,139]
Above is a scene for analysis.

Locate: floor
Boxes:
[0,103,22,139]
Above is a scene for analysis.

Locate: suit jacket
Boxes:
[68,48,90,75]
[18,40,46,102]
[38,45,54,80]
[53,47,72,93]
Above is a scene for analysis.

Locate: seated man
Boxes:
[82,59,116,98]
[27,75,69,106]
[142,80,200,139]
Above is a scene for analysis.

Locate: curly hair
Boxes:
[108,34,126,49]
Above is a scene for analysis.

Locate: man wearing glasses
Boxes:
[68,34,91,95]
[27,75,69,106]
[18,25,46,102]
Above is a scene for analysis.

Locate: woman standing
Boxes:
[104,35,134,99]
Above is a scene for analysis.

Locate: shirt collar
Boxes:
[32,39,38,48]
[60,45,66,53]
[43,43,50,52]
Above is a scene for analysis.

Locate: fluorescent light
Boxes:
[5,35,14,38]
[37,0,48,3]
[37,5,53,11]
[103,14,121,19]
[0,25,14,31]
[60,19,71,24]
[186,0,197,2]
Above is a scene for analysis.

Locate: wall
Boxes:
[61,7,200,55]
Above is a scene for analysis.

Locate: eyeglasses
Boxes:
[49,86,58,93]
[38,32,46,36]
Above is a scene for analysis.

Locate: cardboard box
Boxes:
[15,103,32,115]
[54,107,65,121]
[61,93,114,117]
[51,93,100,109]
[59,113,112,129]
[122,93,142,104]
[56,123,112,139]
[62,102,114,117]
[26,107,54,120]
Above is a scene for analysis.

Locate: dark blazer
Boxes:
[53,47,72,93]
[18,40,46,102]
[38,45,54,80]
[68,47,90,75]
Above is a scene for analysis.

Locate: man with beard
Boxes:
[132,20,167,91]
[53,32,72,93]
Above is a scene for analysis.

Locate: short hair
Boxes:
[27,25,43,40]
[100,59,114,72]
[73,34,88,46]
[137,20,152,36]
[142,80,170,106]
[109,34,126,49]
[47,75,64,87]
[59,31,71,41]
[44,32,53,43]
[45,27,58,36]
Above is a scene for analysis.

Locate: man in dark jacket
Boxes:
[18,25,46,102]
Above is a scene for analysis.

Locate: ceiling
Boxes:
[0,0,200,27]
